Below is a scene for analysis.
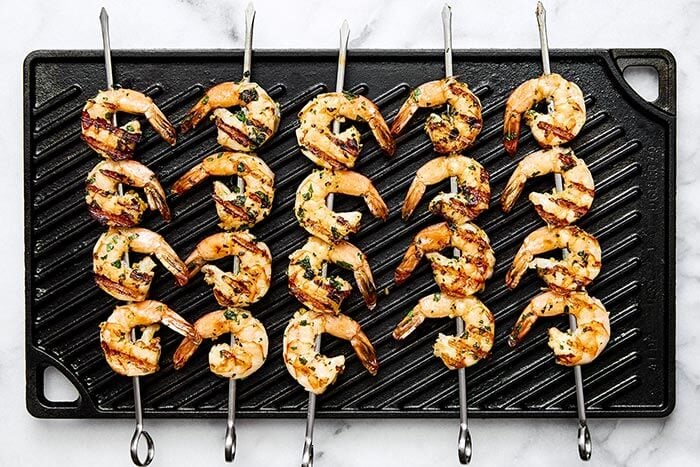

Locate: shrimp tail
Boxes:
[156,251,189,286]
[369,118,396,155]
[354,269,377,311]
[351,331,379,376]
[392,308,426,340]
[503,115,521,156]
[171,164,209,194]
[402,178,426,221]
[394,243,423,285]
[178,101,211,134]
[172,337,201,370]
[500,176,526,213]
[146,106,177,145]
[390,101,417,136]
[144,184,171,221]
[364,190,389,220]
[508,304,540,347]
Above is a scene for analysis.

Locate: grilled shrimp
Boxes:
[295,169,388,243]
[85,159,170,227]
[391,78,483,154]
[173,308,268,379]
[81,88,176,160]
[185,231,272,307]
[501,147,594,227]
[503,73,586,155]
[402,155,490,224]
[179,81,280,151]
[509,290,610,366]
[506,225,601,292]
[93,228,188,301]
[171,151,275,230]
[296,92,395,169]
[393,294,494,369]
[288,237,376,313]
[395,222,495,297]
[99,300,199,376]
[283,308,379,394]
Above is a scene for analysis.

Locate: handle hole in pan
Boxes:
[43,365,80,404]
[622,65,660,103]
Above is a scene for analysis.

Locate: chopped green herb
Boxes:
[111,259,121,268]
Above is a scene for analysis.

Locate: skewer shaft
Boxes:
[301,20,350,467]
[100,8,154,466]
[225,3,257,463]
[442,4,471,464]
[535,2,591,461]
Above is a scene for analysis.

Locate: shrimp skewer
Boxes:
[288,237,376,313]
[93,228,188,301]
[81,88,176,160]
[391,77,483,154]
[509,290,610,366]
[185,231,272,307]
[402,155,490,224]
[99,300,199,377]
[501,147,594,227]
[502,73,585,156]
[171,151,275,230]
[393,294,494,369]
[86,159,170,226]
[294,169,388,243]
[296,92,395,169]
[283,308,378,395]
[505,225,601,292]
[173,308,268,379]
[179,81,280,152]
[395,222,495,297]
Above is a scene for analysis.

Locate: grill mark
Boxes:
[537,121,575,141]
[212,194,254,221]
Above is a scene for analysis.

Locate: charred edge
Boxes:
[537,121,575,142]
[213,194,254,222]
[213,115,255,149]
[94,274,142,300]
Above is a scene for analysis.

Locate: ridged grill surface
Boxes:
[24,50,675,418]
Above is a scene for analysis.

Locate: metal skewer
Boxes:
[223,2,256,462]
[535,2,592,461]
[300,20,349,467]
[100,8,155,466]
[441,4,472,464]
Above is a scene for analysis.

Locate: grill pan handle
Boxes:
[610,49,676,114]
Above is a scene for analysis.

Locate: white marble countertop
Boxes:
[2,0,697,465]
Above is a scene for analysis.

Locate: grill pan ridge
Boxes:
[24,49,675,418]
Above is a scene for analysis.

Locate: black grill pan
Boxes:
[24,49,675,418]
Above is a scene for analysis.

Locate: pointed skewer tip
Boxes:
[442,3,452,17]
[245,2,255,19]
[536,1,545,15]
[100,7,108,21]
[341,19,350,35]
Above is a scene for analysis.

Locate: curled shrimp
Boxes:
[395,222,495,297]
[393,294,494,369]
[509,290,610,366]
[294,169,388,243]
[81,88,176,160]
[506,225,601,292]
[173,308,268,379]
[185,231,272,307]
[93,228,188,301]
[179,81,280,151]
[501,147,595,226]
[99,300,199,376]
[402,155,490,224]
[283,308,379,394]
[391,78,483,154]
[296,92,395,169]
[503,73,586,156]
[85,159,170,227]
[171,151,275,230]
[288,237,377,314]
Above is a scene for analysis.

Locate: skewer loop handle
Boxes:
[130,426,155,466]
[301,438,314,467]
[457,422,472,464]
[578,422,592,461]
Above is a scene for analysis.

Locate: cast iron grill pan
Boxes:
[24,50,675,418]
